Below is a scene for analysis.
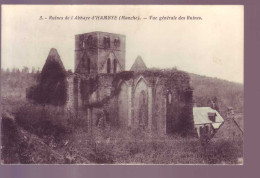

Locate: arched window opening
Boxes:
[79,35,84,49]
[139,90,148,128]
[167,92,172,104]
[113,59,117,73]
[103,36,110,48]
[114,38,120,47]
[107,58,111,73]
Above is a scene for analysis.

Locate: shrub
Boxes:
[14,104,75,147]
[26,49,68,106]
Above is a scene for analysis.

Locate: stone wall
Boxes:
[69,69,193,135]
[75,32,99,74]
[65,75,75,111]
[154,79,167,135]
[118,81,130,127]
[75,48,98,74]
[97,32,126,73]
[75,32,126,74]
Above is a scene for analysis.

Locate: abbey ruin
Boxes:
[62,31,193,135]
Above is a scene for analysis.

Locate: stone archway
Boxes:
[134,77,149,129]
[118,82,129,127]
[138,90,148,129]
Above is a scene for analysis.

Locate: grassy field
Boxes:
[1,100,243,164]
[1,71,243,164]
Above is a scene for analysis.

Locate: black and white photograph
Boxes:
[1,5,244,164]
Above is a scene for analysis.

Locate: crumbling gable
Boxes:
[130,56,147,71]
[27,48,68,106]
[213,116,243,141]
[66,32,194,135]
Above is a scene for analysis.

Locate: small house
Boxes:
[193,107,224,138]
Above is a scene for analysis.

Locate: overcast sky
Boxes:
[2,5,243,83]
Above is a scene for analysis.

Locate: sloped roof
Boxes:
[213,117,243,140]
[193,107,224,128]
[130,56,147,71]
[44,48,65,71]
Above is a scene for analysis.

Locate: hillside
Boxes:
[1,69,243,112]
[1,69,244,116]
[1,69,244,164]
[189,73,243,116]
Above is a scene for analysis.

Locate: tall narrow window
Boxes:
[113,59,117,73]
[87,58,90,74]
[114,38,120,47]
[79,35,84,49]
[107,58,111,73]
[167,92,172,104]
[103,36,110,48]
[139,90,148,128]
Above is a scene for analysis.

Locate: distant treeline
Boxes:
[1,68,243,115]
[1,67,41,74]
[189,73,243,115]
[1,68,40,92]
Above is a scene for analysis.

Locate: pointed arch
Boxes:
[99,51,123,73]
[167,91,172,105]
[113,59,117,73]
[118,81,130,127]
[133,76,149,129]
[134,76,149,93]
[138,90,148,128]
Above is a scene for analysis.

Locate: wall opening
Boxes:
[138,90,148,129]
[113,59,117,73]
[103,36,110,48]
[118,82,129,127]
[167,92,172,105]
[166,90,173,133]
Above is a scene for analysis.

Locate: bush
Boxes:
[26,51,68,106]
[14,104,78,148]
[3,102,243,164]
[201,138,243,164]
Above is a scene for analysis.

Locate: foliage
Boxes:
[75,68,194,135]
[1,67,243,164]
[1,101,243,164]
[176,104,194,136]
[190,73,243,115]
[1,113,21,163]
[200,138,243,164]
[14,104,72,147]
[26,57,68,106]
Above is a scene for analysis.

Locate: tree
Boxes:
[31,67,35,74]
[27,48,68,106]
[177,89,194,136]
[22,66,29,74]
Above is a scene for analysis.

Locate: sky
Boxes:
[1,5,244,83]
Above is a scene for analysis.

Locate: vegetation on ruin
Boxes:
[1,68,243,164]
[2,103,243,164]
[189,73,244,116]
[26,55,68,106]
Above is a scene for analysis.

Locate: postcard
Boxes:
[1,5,243,165]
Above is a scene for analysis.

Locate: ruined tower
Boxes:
[75,31,126,74]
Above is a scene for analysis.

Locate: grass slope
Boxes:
[1,70,243,164]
